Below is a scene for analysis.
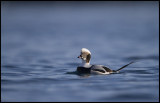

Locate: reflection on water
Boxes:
[1,1,159,102]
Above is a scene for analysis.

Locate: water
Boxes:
[1,1,159,102]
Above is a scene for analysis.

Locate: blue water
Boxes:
[1,1,159,102]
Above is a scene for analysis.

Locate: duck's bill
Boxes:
[77,55,82,58]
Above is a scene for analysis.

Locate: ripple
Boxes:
[2,65,19,69]
[124,69,154,74]
[30,64,55,68]
[66,63,80,66]
[124,55,159,61]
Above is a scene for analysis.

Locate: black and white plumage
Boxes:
[77,48,134,75]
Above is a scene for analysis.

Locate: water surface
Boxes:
[1,1,159,102]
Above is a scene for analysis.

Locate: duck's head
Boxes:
[77,48,91,64]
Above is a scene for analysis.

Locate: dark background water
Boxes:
[1,1,159,102]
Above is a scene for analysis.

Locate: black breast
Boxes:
[77,67,91,74]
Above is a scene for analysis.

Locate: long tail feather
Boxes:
[115,61,135,72]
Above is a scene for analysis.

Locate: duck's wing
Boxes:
[102,66,113,72]
[91,65,112,74]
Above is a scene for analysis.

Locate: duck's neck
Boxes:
[81,60,91,67]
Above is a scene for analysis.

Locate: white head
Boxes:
[77,48,91,67]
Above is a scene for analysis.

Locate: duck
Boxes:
[77,48,134,74]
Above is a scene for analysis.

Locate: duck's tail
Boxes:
[114,61,135,72]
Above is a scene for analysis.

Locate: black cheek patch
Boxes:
[86,54,91,63]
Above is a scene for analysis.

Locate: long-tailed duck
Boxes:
[77,48,134,74]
